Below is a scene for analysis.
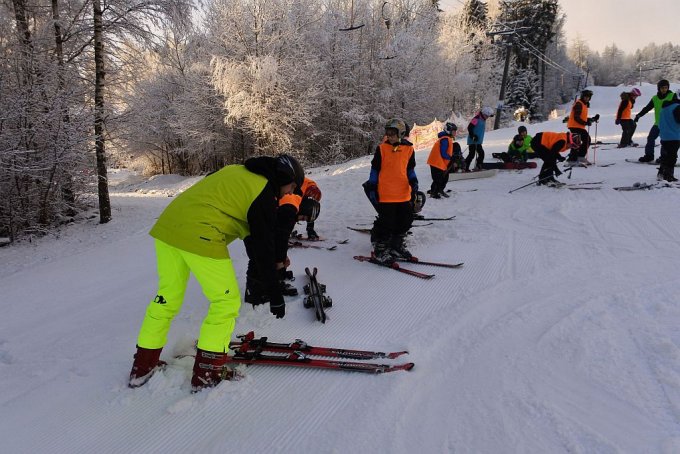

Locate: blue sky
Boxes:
[439,0,680,53]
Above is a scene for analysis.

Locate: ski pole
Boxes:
[592,121,598,165]
[508,173,555,193]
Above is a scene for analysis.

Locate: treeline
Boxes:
[569,39,680,87]
[0,0,591,240]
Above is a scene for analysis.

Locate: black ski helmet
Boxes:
[658,79,670,90]
[518,125,527,134]
[581,89,593,98]
[275,154,304,188]
[298,197,321,222]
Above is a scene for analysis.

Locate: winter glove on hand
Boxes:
[634,115,640,123]
[615,119,620,125]
[472,134,479,142]
[557,154,566,162]
[586,119,592,126]
[269,293,285,319]
[409,181,418,200]
[593,114,600,122]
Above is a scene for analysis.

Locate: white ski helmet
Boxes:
[481,107,495,118]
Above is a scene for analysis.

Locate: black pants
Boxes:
[430,166,449,194]
[567,128,590,160]
[465,144,485,170]
[660,140,680,177]
[371,201,413,244]
[619,119,637,147]
[533,144,560,180]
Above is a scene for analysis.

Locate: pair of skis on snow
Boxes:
[227,331,414,374]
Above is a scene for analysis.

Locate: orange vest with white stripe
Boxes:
[377,142,414,203]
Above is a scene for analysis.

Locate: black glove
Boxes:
[615,119,620,125]
[557,154,566,162]
[410,181,418,200]
[586,119,592,126]
[593,114,600,122]
[269,293,285,318]
[634,115,640,123]
[472,134,479,142]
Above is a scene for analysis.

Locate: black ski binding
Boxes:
[303,267,332,323]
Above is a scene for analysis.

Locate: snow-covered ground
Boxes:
[3,84,680,453]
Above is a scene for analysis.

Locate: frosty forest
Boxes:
[1,0,679,241]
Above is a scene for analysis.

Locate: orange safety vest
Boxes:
[279,177,319,209]
[619,99,632,120]
[567,99,589,130]
[539,132,569,153]
[301,177,321,201]
[377,141,414,203]
[427,136,453,171]
[278,193,302,210]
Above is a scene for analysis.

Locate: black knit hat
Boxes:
[658,79,670,90]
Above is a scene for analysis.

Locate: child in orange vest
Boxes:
[616,88,641,148]
[427,122,460,198]
[364,118,418,264]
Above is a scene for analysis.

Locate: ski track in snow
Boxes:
[3,85,680,452]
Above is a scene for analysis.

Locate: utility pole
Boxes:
[494,42,512,130]
[486,27,531,130]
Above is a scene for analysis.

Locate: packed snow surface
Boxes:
[3,85,680,453]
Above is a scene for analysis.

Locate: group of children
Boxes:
[126,79,680,392]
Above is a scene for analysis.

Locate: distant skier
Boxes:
[566,89,599,165]
[616,87,641,148]
[427,121,460,198]
[464,107,495,171]
[657,89,680,182]
[364,118,419,264]
[635,79,678,163]
[531,131,581,187]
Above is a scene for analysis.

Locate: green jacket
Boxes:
[150,165,270,259]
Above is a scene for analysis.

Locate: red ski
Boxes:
[227,350,414,374]
[230,332,408,360]
[353,255,435,279]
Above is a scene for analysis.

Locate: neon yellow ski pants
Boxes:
[136,239,241,352]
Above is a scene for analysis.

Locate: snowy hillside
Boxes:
[3,84,680,453]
